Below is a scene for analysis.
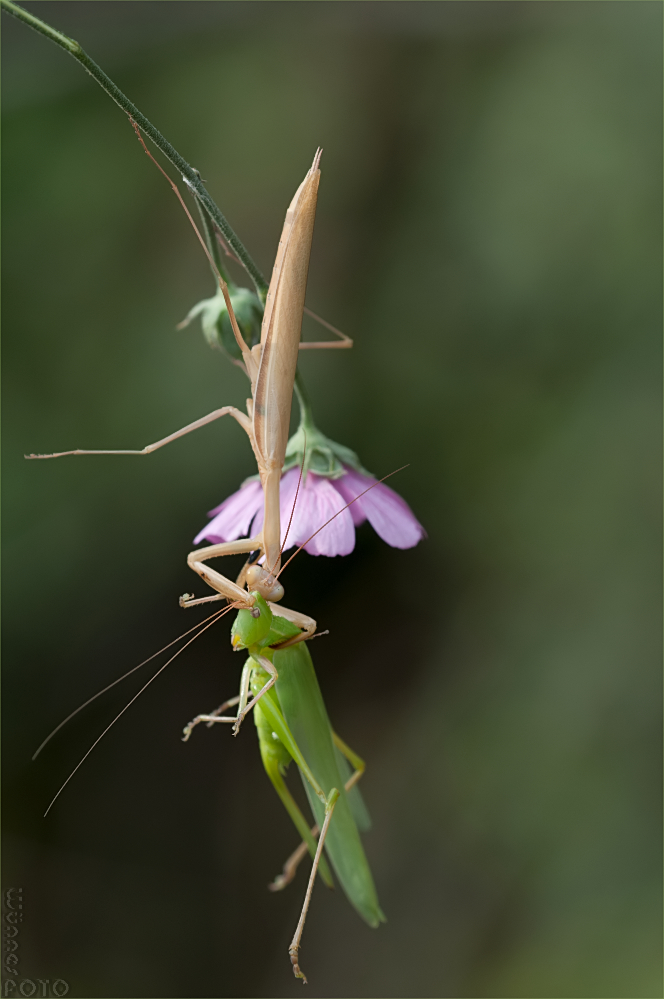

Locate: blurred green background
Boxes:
[3,2,661,997]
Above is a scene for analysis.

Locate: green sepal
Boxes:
[231,592,272,650]
[242,420,373,484]
[179,285,263,361]
[281,422,369,479]
[278,373,374,480]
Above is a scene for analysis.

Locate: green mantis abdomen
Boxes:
[254,691,292,775]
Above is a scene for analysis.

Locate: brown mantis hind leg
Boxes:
[270,732,367,890]
[25,406,252,459]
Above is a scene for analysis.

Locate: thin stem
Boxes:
[294,369,317,432]
[1,0,268,298]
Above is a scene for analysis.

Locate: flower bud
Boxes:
[179,285,263,361]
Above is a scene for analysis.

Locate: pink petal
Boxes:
[332,467,425,549]
[343,489,367,527]
[254,468,356,557]
[253,468,355,556]
[298,474,356,556]
[193,478,263,544]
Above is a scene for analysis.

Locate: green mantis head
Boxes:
[231,592,273,651]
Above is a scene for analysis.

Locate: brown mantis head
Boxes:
[244,563,285,602]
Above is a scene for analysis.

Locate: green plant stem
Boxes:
[1,0,268,299]
[195,200,232,287]
[294,371,317,432]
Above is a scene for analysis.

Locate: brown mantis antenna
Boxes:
[32,603,235,761]
[42,601,240,817]
[270,433,307,574]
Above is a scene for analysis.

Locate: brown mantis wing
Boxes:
[252,150,321,574]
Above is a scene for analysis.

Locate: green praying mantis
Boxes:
[29,150,386,981]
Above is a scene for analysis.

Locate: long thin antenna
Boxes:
[272,434,307,574]
[277,466,409,579]
[32,604,232,761]
[43,602,238,817]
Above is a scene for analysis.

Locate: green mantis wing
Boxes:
[272,638,386,929]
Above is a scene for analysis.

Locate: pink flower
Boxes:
[194,466,425,557]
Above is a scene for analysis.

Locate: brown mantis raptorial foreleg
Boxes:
[267,603,316,645]
[180,539,315,631]
[183,537,266,607]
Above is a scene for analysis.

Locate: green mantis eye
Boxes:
[231,592,273,650]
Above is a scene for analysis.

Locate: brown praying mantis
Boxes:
[28,149,386,981]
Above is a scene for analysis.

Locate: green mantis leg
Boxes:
[269,731,368,890]
[251,667,332,810]
[332,731,367,793]
[181,664,253,742]
[182,661,336,899]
